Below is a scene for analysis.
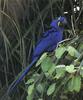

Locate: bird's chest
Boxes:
[49,32,62,44]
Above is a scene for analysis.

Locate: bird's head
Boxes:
[50,16,67,31]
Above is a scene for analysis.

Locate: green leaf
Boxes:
[55,47,66,59]
[36,53,47,66]
[78,44,83,52]
[36,83,44,93]
[67,76,75,92]
[28,84,34,95]
[47,83,56,96]
[68,75,81,92]
[73,75,81,92]
[66,65,76,73]
[67,46,80,58]
[41,57,53,72]
[54,65,65,79]
[32,73,40,81]
[80,67,83,77]
[26,79,34,85]
[45,72,50,78]
[48,64,56,75]
[26,95,33,100]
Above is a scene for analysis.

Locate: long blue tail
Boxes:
[8,57,38,94]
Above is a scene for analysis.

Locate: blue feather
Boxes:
[8,16,67,94]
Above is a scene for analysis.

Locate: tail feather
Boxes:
[7,57,38,94]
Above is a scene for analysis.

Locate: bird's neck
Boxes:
[53,27,64,34]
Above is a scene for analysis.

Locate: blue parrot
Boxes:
[8,16,67,93]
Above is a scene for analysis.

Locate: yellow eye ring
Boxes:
[58,21,60,26]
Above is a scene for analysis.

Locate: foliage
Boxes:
[25,39,83,100]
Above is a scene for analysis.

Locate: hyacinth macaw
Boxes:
[8,16,67,94]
